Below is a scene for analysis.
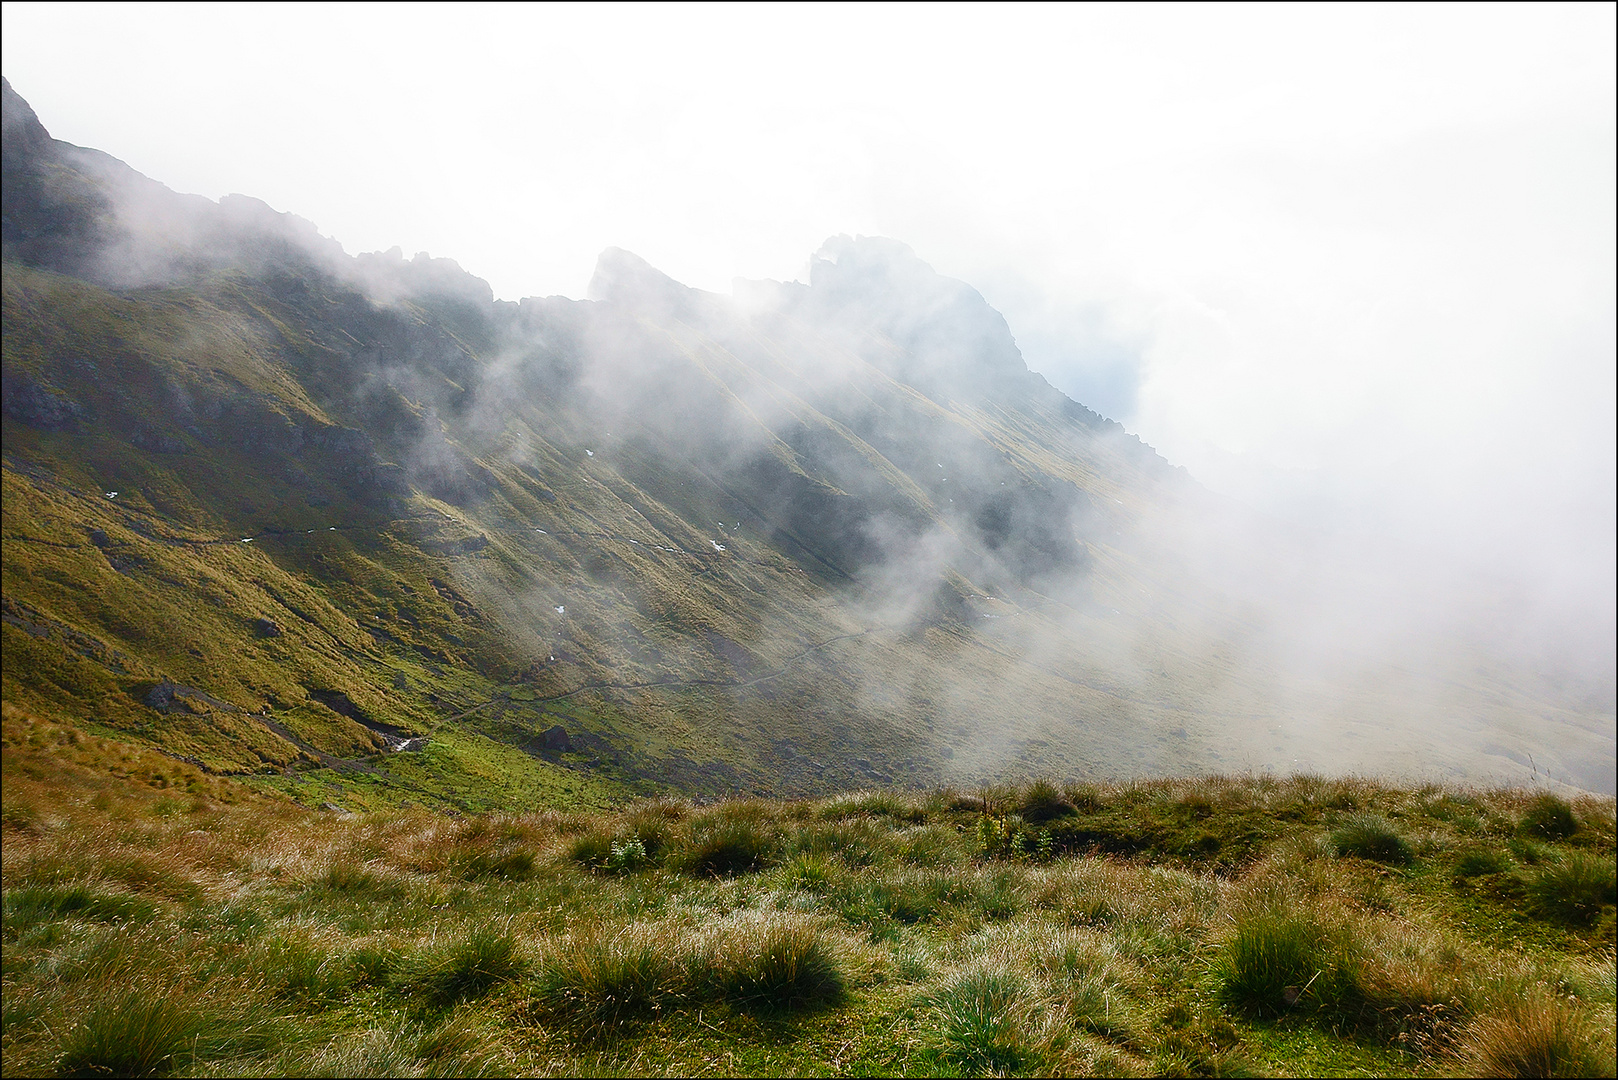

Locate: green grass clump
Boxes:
[1458,994,1617,1078]
[454,848,537,881]
[1331,814,1413,865]
[923,967,1051,1076]
[791,819,896,867]
[1527,850,1617,925]
[696,914,847,1010]
[320,863,382,892]
[1018,778,1077,823]
[1216,905,1356,1017]
[257,935,357,1003]
[675,804,779,876]
[534,915,845,1029]
[398,928,525,1007]
[531,924,686,1030]
[53,985,231,1078]
[1519,794,1579,841]
[815,790,927,824]
[1454,845,1512,878]
[3,884,156,936]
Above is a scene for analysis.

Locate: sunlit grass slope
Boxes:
[3,712,1612,1078]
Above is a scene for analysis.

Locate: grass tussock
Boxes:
[924,967,1054,1075]
[531,923,686,1029]
[54,986,210,1078]
[398,928,527,1007]
[1331,813,1414,865]
[675,803,780,876]
[1527,850,1617,924]
[695,913,847,1008]
[1519,794,1580,841]
[1215,900,1358,1017]
[1457,993,1618,1078]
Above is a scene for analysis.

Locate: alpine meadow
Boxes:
[1,65,1613,1080]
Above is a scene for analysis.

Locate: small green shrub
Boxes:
[1519,795,1579,841]
[975,814,1051,862]
[1527,851,1617,925]
[401,929,525,1007]
[924,968,1050,1075]
[607,835,648,872]
[1459,994,1616,1078]
[1331,814,1413,865]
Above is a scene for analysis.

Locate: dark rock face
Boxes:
[308,689,367,720]
[145,681,241,715]
[253,618,282,638]
[2,373,84,430]
[541,725,572,753]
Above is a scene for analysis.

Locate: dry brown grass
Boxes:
[1456,992,1617,1078]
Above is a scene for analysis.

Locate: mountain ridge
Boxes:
[3,77,1611,807]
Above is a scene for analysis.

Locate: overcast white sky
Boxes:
[4,3,1615,605]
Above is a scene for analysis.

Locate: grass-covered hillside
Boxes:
[3,706,1613,1078]
[6,78,1613,800]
